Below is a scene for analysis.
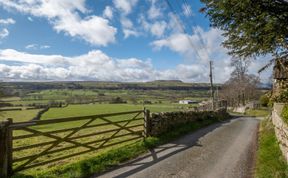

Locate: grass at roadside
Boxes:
[281,105,288,124]
[229,108,270,117]
[245,108,270,117]
[255,118,288,178]
[12,115,227,178]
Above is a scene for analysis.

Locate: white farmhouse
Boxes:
[179,100,197,104]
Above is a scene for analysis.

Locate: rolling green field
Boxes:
[12,110,145,175]
[0,109,41,122]
[0,81,207,176]
[0,98,197,176]
[41,103,191,119]
[0,102,193,123]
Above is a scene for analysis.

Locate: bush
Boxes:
[281,105,288,123]
[273,89,288,103]
[143,100,152,104]
[109,97,127,104]
[259,95,269,107]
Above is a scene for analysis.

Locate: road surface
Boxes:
[94,117,260,178]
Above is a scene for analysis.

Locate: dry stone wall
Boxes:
[146,109,229,136]
[272,104,288,162]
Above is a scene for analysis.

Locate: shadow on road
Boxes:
[93,118,240,178]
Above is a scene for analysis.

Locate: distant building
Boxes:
[179,100,198,104]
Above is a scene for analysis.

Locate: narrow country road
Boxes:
[94,117,260,178]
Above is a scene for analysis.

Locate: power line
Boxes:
[164,0,204,61]
[181,0,208,52]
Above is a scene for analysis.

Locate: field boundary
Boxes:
[0,100,227,177]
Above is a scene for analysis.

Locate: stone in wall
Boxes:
[148,109,229,136]
[272,105,288,163]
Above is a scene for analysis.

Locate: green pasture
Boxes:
[41,103,190,119]
[0,109,41,122]
[3,103,192,175]
[0,96,21,102]
[12,110,144,175]
[21,89,208,104]
[0,87,204,176]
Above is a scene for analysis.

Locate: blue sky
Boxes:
[0,0,271,83]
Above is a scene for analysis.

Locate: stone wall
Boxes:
[31,107,50,121]
[146,109,229,136]
[272,103,288,162]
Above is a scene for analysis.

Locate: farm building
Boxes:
[179,100,198,104]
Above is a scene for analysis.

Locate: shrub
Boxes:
[259,95,269,107]
[143,100,152,104]
[109,97,127,104]
[273,89,288,103]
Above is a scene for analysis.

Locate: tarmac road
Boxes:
[95,117,260,178]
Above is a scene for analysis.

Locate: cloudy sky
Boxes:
[0,0,271,83]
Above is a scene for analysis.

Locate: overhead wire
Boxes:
[164,0,204,61]
[179,0,215,82]
[180,0,209,55]
[165,0,215,82]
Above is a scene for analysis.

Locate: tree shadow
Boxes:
[93,118,238,178]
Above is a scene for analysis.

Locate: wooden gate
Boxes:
[0,110,147,177]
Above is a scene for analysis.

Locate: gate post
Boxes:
[0,118,13,178]
[144,109,151,137]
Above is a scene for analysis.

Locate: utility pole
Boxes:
[209,61,215,110]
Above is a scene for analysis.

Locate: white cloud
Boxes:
[123,29,139,38]
[0,0,117,46]
[0,48,271,83]
[27,17,33,22]
[25,44,37,49]
[40,45,50,49]
[152,33,191,53]
[150,21,167,37]
[0,28,9,39]
[120,14,139,38]
[151,27,225,62]
[113,0,138,15]
[0,49,154,81]
[0,49,68,65]
[53,15,116,46]
[25,44,51,50]
[0,48,231,82]
[121,17,133,29]
[103,6,113,20]
[0,18,15,40]
[0,18,15,25]
[248,56,273,83]
[151,27,236,82]
[139,16,167,38]
[147,0,162,20]
[182,4,193,17]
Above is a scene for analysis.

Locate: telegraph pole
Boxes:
[209,61,215,110]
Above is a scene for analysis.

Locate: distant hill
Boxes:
[2,80,218,93]
[150,80,183,83]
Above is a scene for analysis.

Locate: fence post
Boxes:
[144,109,151,137]
[0,118,13,178]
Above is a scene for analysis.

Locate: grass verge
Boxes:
[245,108,270,117]
[12,115,228,178]
[254,118,288,178]
[281,104,288,124]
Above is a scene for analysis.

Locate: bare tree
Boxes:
[220,58,260,106]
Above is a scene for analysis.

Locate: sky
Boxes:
[0,0,272,83]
